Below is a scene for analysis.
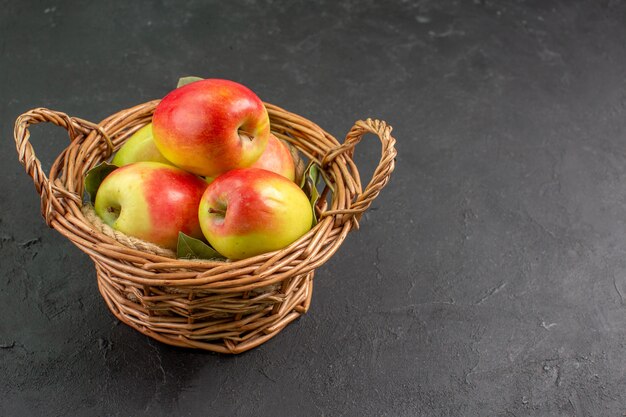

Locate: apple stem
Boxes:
[208,207,226,216]
[238,129,254,141]
[106,206,121,221]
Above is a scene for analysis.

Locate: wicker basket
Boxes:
[13,100,396,354]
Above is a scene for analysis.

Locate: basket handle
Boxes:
[322,118,397,224]
[14,108,112,225]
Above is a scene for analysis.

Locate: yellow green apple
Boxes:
[111,123,172,167]
[198,168,313,259]
[94,162,208,249]
[152,79,270,178]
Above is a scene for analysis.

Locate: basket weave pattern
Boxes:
[14,100,396,354]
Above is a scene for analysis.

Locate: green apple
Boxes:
[95,162,208,249]
[198,168,313,259]
[249,133,295,181]
[111,123,173,167]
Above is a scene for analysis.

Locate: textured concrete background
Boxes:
[2,1,626,416]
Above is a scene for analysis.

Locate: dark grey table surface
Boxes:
[2,1,626,416]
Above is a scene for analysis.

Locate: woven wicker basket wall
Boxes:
[14,100,396,354]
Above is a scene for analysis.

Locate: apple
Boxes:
[94,162,208,249]
[198,168,313,260]
[111,123,173,167]
[152,79,270,178]
[249,133,295,181]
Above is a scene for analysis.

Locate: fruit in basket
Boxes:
[249,133,295,181]
[111,123,172,167]
[198,168,313,260]
[152,79,270,178]
[94,162,208,249]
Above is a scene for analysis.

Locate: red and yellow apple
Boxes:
[152,79,270,178]
[249,133,295,181]
[112,123,172,167]
[94,162,208,249]
[198,168,313,260]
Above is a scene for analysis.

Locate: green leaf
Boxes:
[318,169,334,193]
[301,161,324,226]
[176,232,225,260]
[177,76,204,88]
[299,160,315,188]
[84,162,118,204]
